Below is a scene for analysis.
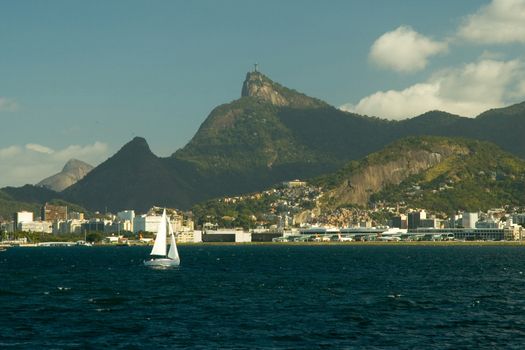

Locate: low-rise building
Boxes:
[19,221,52,233]
[177,230,202,243]
[410,227,519,241]
[202,229,251,242]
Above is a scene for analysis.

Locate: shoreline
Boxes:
[4,241,525,248]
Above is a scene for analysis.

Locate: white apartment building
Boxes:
[19,221,52,233]
[15,211,33,227]
[462,212,479,229]
[117,210,135,231]
[133,214,163,233]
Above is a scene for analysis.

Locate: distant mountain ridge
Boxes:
[37,159,94,192]
[44,71,525,211]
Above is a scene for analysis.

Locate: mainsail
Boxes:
[150,210,167,256]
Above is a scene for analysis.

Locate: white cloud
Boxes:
[369,26,448,73]
[458,0,525,44]
[26,144,54,154]
[0,142,109,188]
[341,59,525,119]
[0,97,18,112]
[0,146,22,159]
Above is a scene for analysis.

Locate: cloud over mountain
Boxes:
[458,0,525,44]
[369,26,448,73]
[344,0,525,120]
[341,59,525,119]
[0,142,108,187]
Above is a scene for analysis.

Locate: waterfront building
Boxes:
[19,221,52,233]
[408,210,426,229]
[391,214,407,229]
[41,203,67,221]
[14,211,33,229]
[476,218,500,229]
[120,220,133,232]
[117,210,135,221]
[251,232,283,242]
[0,222,13,234]
[81,219,110,233]
[202,229,251,242]
[66,219,84,234]
[462,212,479,229]
[177,230,203,243]
[420,218,441,229]
[117,210,135,231]
[133,214,163,233]
[410,227,520,241]
[52,220,66,234]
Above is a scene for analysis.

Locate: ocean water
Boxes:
[2,245,525,349]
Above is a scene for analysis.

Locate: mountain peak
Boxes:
[120,136,153,155]
[37,158,94,192]
[62,158,92,172]
[241,71,288,106]
[240,70,326,109]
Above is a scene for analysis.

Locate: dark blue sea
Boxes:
[2,245,525,349]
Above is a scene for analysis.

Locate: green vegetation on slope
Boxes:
[371,139,525,212]
[192,192,279,229]
[312,136,525,213]
[0,186,90,220]
[174,97,320,171]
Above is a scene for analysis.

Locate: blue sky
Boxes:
[1,0,524,187]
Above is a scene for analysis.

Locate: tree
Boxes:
[86,232,103,243]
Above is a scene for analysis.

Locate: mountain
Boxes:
[62,137,203,212]
[37,159,94,192]
[317,136,525,213]
[61,70,525,212]
[174,71,333,171]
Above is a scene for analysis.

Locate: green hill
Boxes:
[317,136,525,213]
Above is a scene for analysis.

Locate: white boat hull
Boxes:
[144,258,180,268]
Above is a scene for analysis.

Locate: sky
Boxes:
[1,0,525,187]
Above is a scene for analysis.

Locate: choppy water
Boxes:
[2,245,525,349]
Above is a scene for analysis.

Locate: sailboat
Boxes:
[144,209,180,267]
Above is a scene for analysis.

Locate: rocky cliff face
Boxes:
[241,71,326,108]
[322,138,471,208]
[241,72,289,106]
[37,159,94,192]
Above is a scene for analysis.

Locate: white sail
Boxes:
[167,219,180,262]
[167,233,180,263]
[150,209,167,256]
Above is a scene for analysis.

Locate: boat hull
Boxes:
[143,258,180,268]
